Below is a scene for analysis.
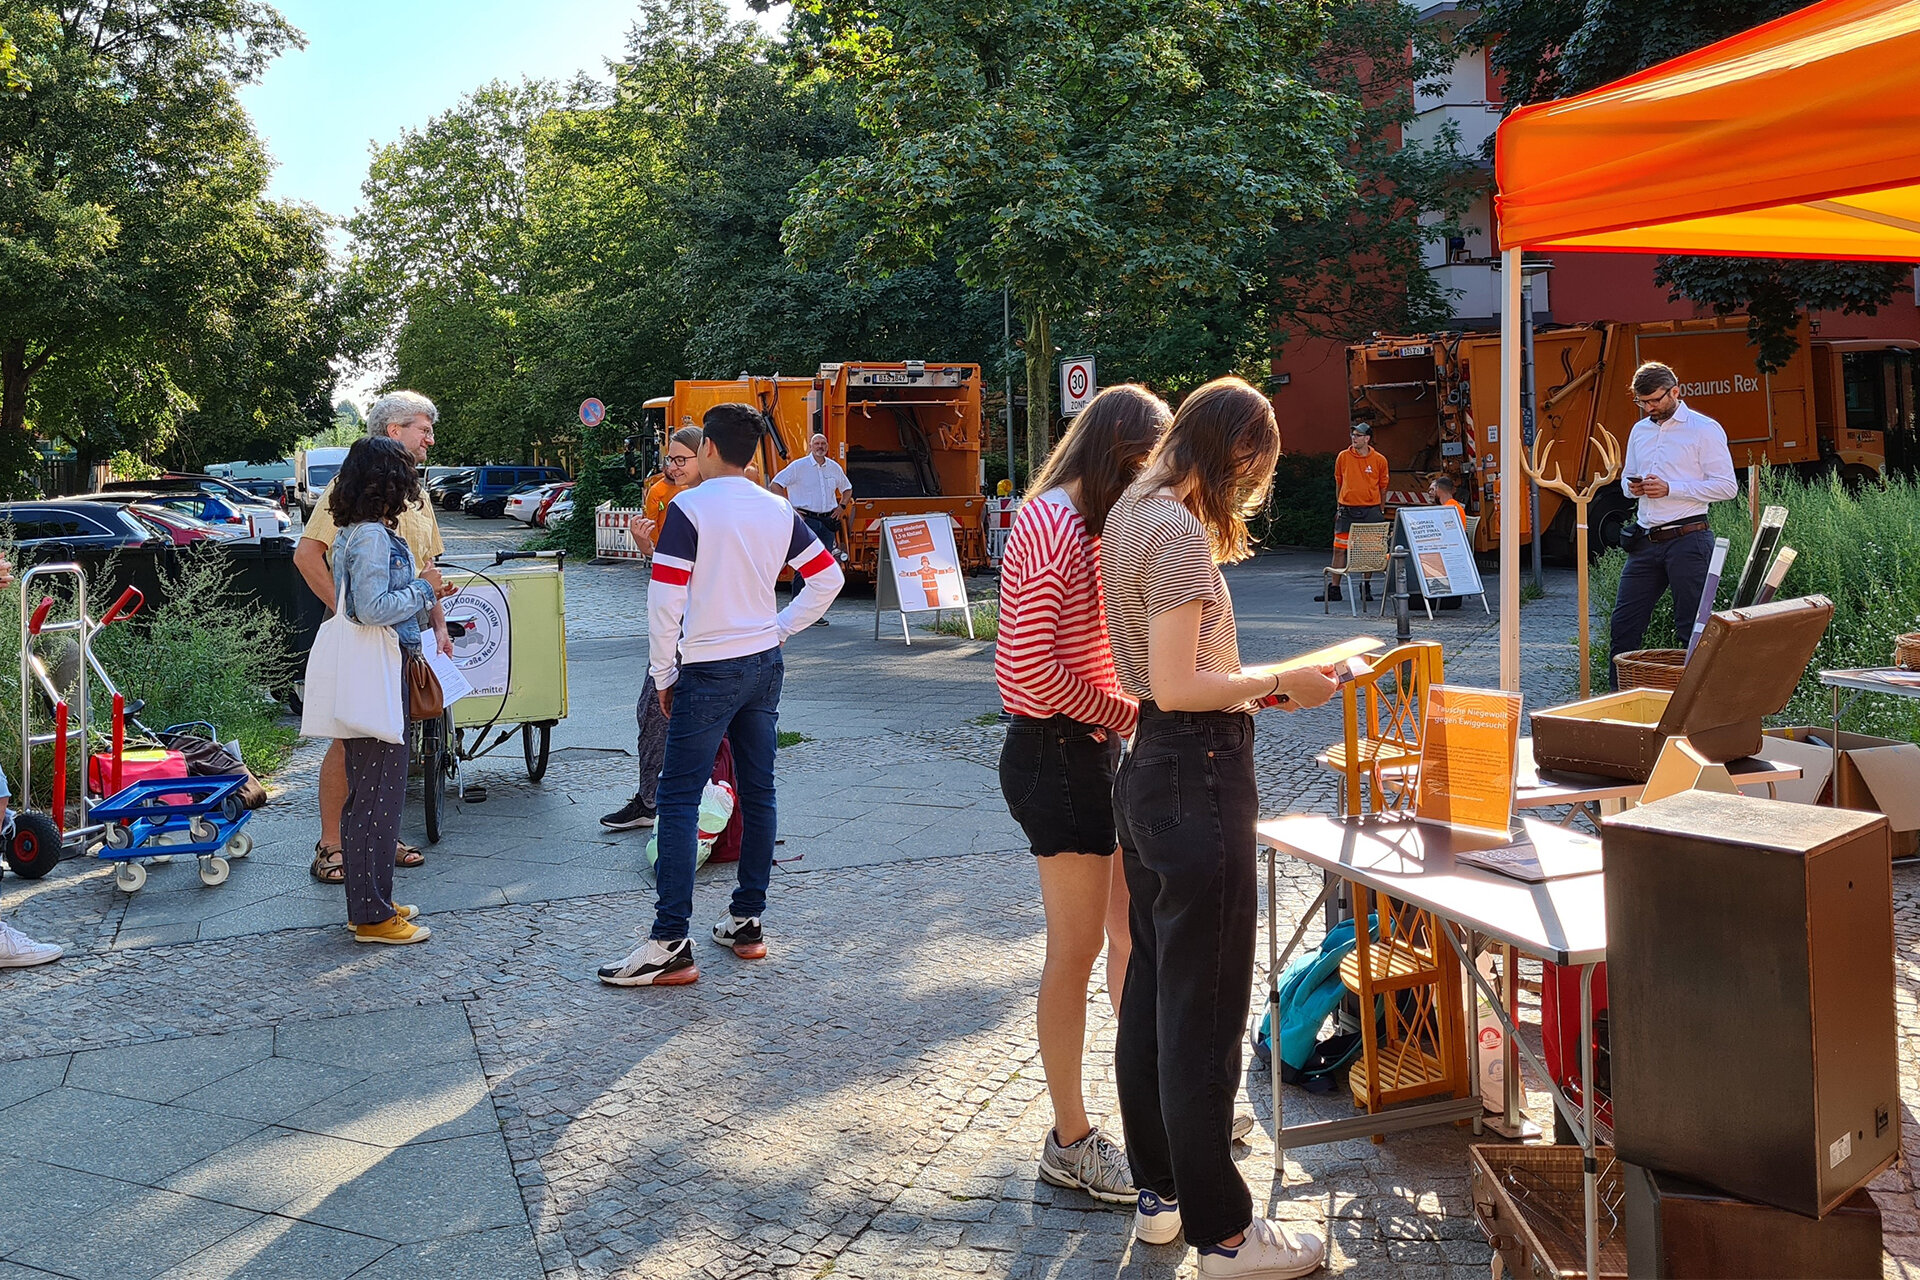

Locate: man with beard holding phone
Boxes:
[1608,361,1737,688]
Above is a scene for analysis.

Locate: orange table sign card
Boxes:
[1415,685,1523,835]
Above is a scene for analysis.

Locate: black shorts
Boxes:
[1335,504,1385,534]
[999,715,1121,857]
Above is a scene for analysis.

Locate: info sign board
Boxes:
[1059,356,1096,416]
[875,514,970,645]
[1393,506,1484,602]
[1415,685,1522,835]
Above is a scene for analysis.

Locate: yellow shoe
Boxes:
[341,906,416,933]
[354,916,431,945]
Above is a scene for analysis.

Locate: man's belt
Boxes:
[1649,518,1710,543]
[797,508,837,520]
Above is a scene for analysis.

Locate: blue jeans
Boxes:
[650,647,783,940]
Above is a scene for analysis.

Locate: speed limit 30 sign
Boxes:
[1059,356,1096,416]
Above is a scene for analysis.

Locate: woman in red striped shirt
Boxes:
[995,383,1171,1205]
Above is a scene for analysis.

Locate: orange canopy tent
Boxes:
[1487,0,1920,688]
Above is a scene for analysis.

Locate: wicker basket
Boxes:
[1612,648,1687,691]
[1896,632,1920,670]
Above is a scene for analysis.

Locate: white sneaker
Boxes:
[1134,1190,1182,1245]
[597,936,699,987]
[0,921,63,968]
[1232,1112,1256,1143]
[1196,1217,1326,1279]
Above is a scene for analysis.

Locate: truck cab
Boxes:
[1811,340,1918,481]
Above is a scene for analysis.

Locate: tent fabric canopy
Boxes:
[1495,0,1920,258]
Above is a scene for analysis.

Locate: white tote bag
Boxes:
[301,572,405,744]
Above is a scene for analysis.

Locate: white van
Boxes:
[294,447,350,520]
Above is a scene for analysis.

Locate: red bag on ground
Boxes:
[88,747,188,801]
[1541,959,1611,1133]
[706,737,744,864]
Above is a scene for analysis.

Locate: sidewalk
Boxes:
[0,520,1912,1279]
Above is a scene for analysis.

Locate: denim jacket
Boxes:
[332,521,434,653]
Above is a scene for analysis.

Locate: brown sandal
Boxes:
[395,840,425,868]
[310,843,345,884]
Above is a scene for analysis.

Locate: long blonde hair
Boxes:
[1131,377,1281,563]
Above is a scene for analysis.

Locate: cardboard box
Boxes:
[1765,726,1920,858]
[1532,596,1834,781]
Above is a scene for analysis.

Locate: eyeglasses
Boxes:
[665,454,694,467]
[1633,388,1676,407]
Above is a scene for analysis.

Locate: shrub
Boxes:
[1589,470,1920,738]
[1252,454,1337,550]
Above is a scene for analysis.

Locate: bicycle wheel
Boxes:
[523,722,551,781]
[422,714,445,844]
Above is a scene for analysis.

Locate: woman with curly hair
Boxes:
[325,436,449,944]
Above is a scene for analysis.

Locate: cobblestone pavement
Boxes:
[1,513,1917,1278]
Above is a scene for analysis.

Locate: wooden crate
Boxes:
[1469,1144,1627,1280]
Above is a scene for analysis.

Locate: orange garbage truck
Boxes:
[1346,314,1916,556]
[642,362,988,580]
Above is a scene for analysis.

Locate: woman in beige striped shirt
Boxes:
[1102,377,1338,1279]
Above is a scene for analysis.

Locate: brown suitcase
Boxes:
[1468,1144,1628,1280]
[1624,1162,1882,1278]
[1531,595,1832,780]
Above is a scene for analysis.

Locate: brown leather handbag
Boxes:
[405,653,445,722]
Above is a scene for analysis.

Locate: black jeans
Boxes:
[1607,526,1713,688]
[798,511,839,556]
[1112,703,1258,1248]
[998,714,1120,857]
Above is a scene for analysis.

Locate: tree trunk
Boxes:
[1023,304,1052,478]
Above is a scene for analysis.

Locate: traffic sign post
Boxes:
[578,398,606,427]
[1059,356,1096,417]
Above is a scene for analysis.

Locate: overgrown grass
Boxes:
[925,595,1000,639]
[1589,470,1920,739]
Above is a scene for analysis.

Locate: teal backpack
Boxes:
[1254,914,1377,1093]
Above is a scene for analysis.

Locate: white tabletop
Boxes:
[1819,668,1920,700]
[1257,813,1609,966]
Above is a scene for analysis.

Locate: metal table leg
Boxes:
[1581,963,1599,1280]
[1268,852,1334,1170]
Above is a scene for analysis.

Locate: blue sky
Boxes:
[239,0,782,224]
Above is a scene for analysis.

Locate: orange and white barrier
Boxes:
[986,497,1020,563]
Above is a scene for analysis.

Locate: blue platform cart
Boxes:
[90,775,255,893]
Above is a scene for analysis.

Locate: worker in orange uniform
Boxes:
[1425,473,1468,612]
[1316,423,1390,604]
[915,555,943,608]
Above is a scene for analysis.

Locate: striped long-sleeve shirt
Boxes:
[993,489,1138,736]
[649,475,845,688]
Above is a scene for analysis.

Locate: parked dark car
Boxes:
[99,475,290,536]
[0,501,168,556]
[462,465,568,518]
[229,476,290,507]
[429,469,476,509]
[86,489,259,536]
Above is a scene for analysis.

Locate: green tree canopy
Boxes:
[782,0,1356,462]
[1463,0,1912,370]
[0,1,348,484]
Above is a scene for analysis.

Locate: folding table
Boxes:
[1257,813,1611,1280]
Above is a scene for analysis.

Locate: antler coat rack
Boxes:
[1518,425,1623,698]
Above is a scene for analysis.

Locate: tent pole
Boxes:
[1500,247,1523,691]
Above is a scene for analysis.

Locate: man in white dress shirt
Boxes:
[1608,360,1739,687]
[771,434,853,562]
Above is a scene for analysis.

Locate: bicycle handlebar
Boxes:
[27,596,52,637]
[493,549,565,565]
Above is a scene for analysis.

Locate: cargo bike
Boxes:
[414,549,567,843]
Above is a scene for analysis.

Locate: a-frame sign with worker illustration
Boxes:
[875,514,971,644]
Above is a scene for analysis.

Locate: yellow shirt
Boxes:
[302,481,444,571]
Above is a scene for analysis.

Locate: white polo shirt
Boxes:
[1621,400,1739,527]
[773,455,852,514]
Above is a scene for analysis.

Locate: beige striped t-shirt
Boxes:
[1101,489,1245,710]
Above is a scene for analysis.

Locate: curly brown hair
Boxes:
[327,436,421,527]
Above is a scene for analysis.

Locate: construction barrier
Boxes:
[594,504,647,561]
[986,497,1019,564]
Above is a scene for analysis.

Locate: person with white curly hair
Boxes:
[293,391,452,886]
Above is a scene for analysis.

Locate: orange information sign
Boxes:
[1415,685,1523,834]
